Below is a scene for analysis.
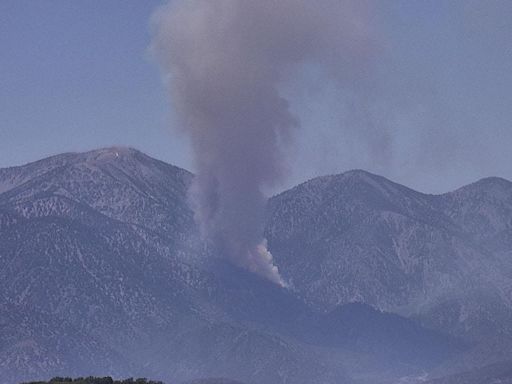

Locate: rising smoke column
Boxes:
[151,0,376,286]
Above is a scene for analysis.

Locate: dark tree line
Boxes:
[21,377,164,384]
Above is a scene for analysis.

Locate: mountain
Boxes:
[0,148,353,384]
[0,148,197,381]
[266,171,512,343]
[1,148,511,383]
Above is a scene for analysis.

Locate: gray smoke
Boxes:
[151,0,376,285]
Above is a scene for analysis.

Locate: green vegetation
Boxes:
[22,377,164,384]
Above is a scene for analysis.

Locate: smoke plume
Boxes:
[151,0,376,285]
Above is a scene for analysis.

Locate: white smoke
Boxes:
[151,0,376,285]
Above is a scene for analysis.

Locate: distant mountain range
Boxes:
[267,168,512,340]
[1,148,511,383]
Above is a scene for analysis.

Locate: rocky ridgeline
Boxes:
[2,148,512,383]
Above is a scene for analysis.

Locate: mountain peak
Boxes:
[342,169,379,178]
[0,147,193,210]
[471,176,511,188]
[79,146,151,168]
[280,169,420,206]
[308,169,407,190]
[449,176,512,199]
[82,146,140,161]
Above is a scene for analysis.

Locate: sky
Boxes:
[1,0,511,194]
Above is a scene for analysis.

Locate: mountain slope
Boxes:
[1,148,510,383]
[1,148,354,384]
[0,149,358,383]
[266,170,512,346]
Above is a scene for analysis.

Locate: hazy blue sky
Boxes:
[1,0,511,193]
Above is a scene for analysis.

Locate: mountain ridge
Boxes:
[3,146,510,197]
[1,147,512,383]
